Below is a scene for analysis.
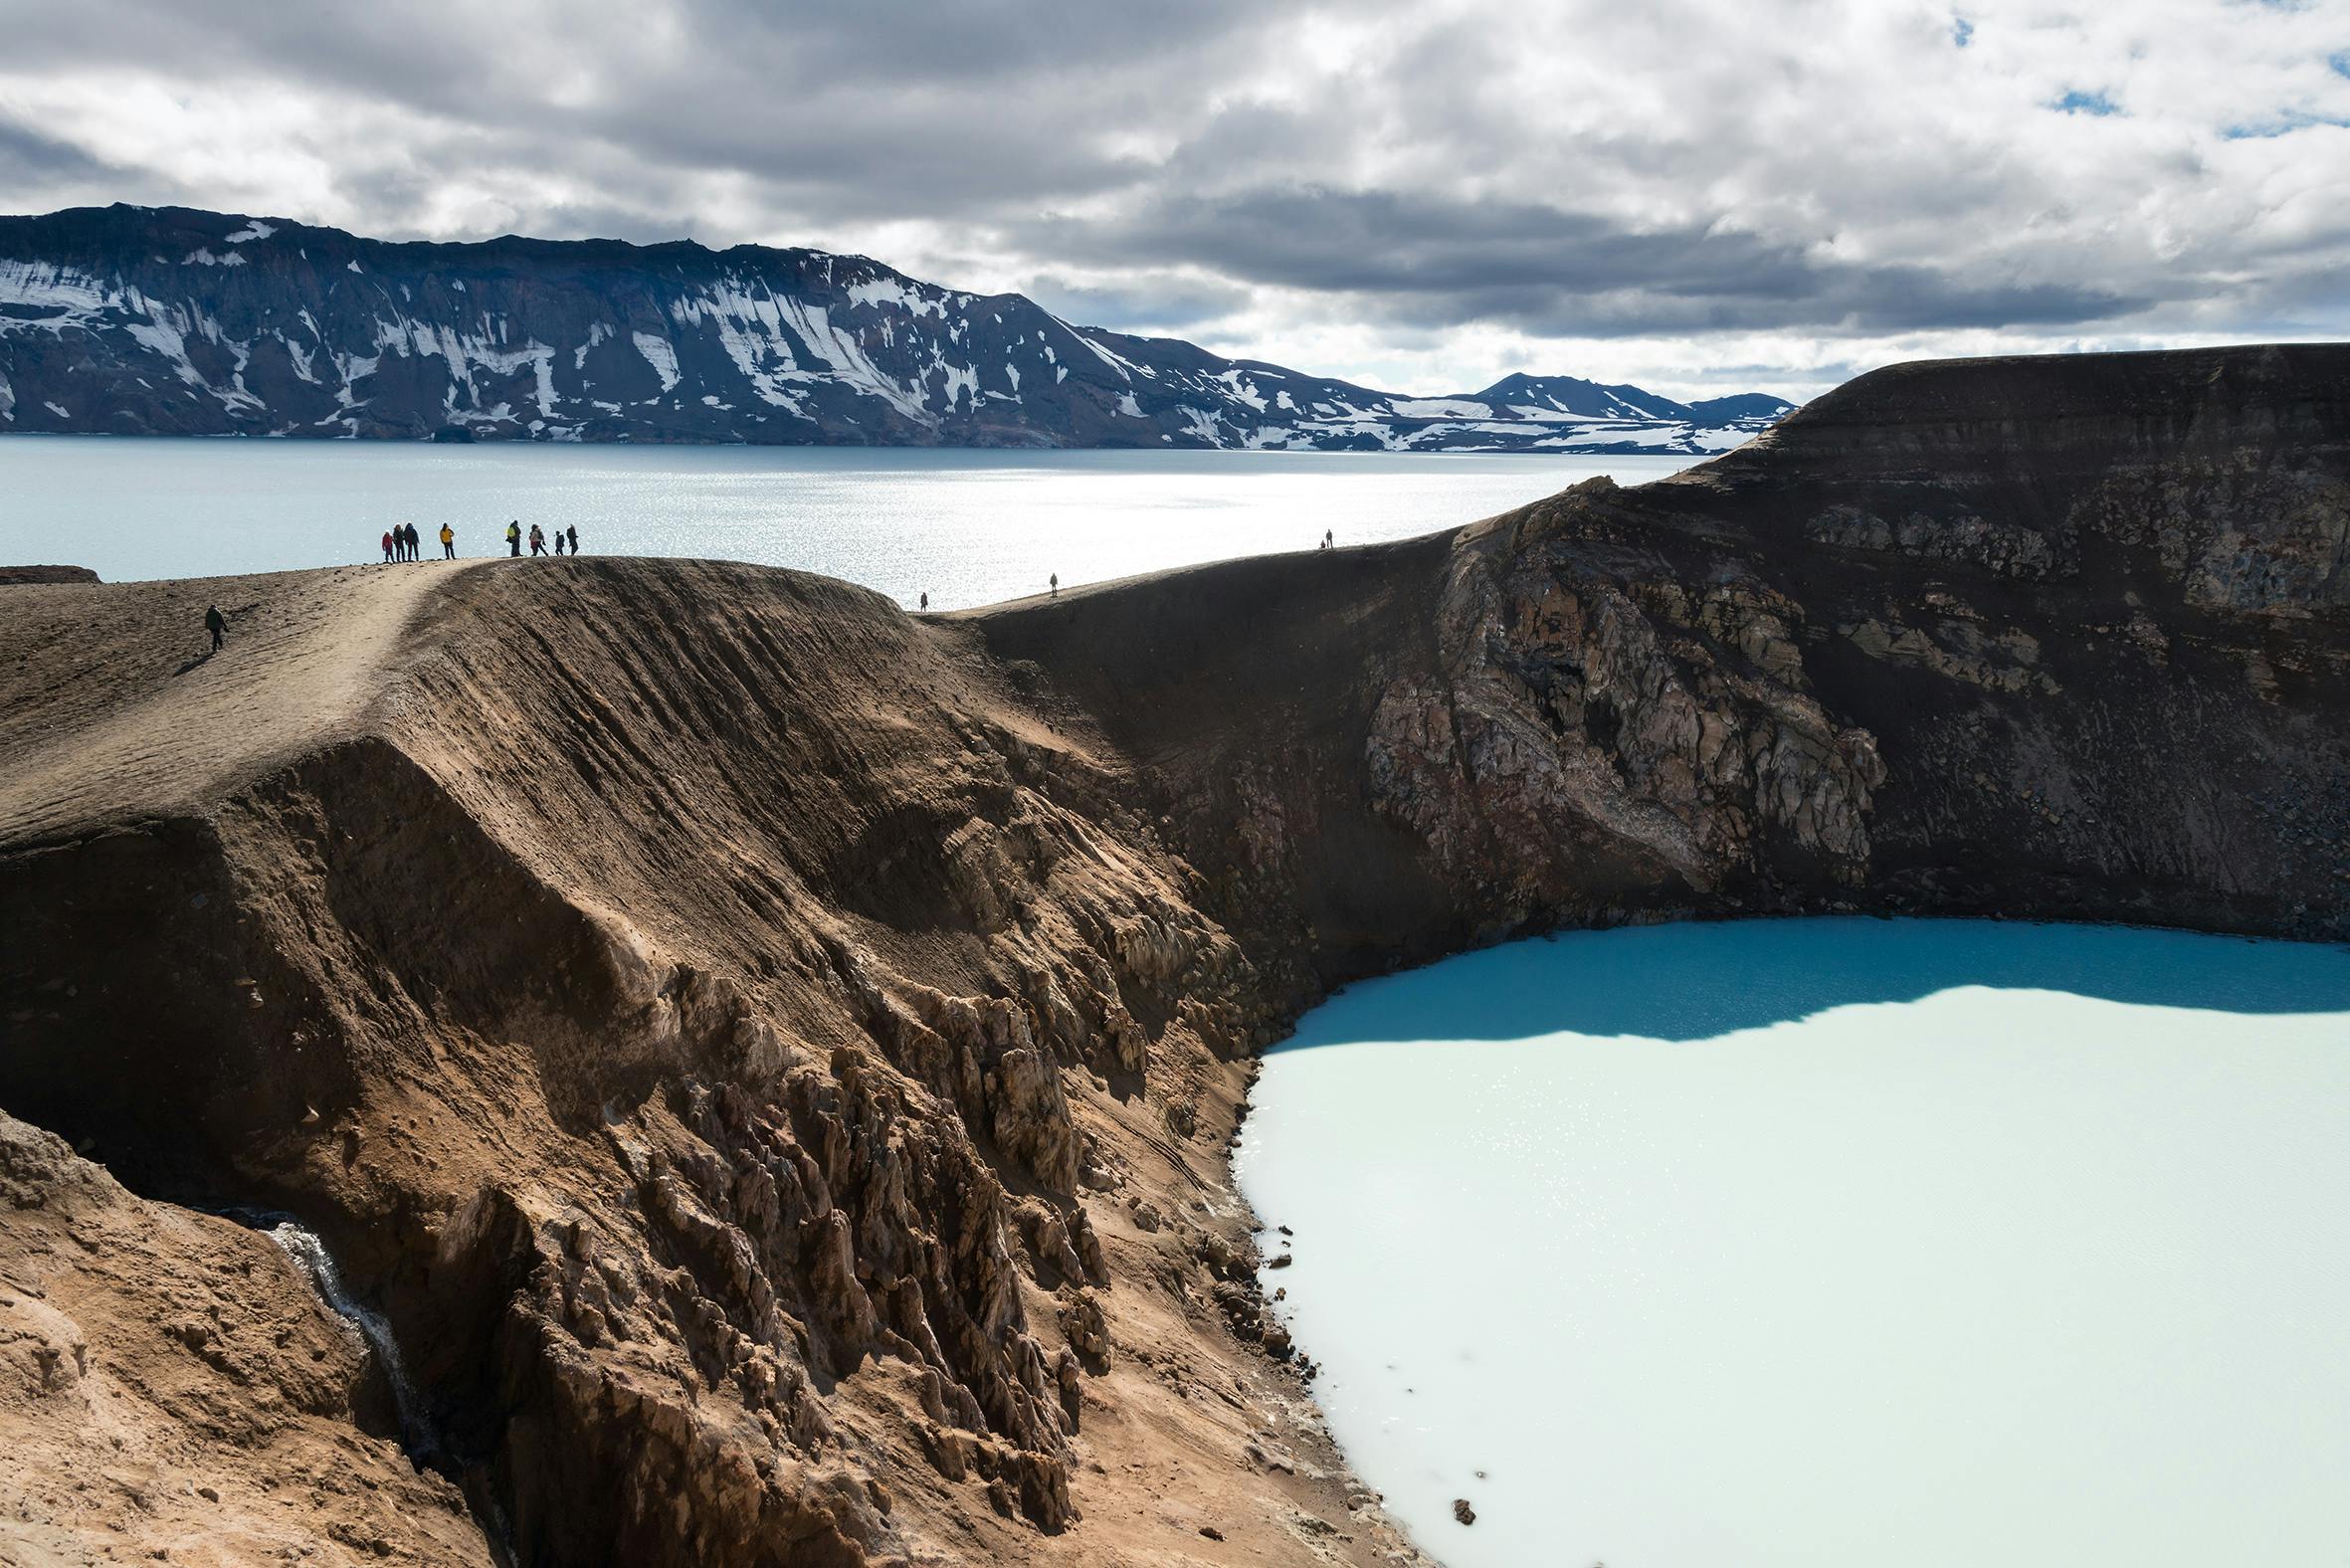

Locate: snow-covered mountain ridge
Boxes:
[0,205,1793,452]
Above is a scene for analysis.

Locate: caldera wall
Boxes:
[1,343,2344,1568]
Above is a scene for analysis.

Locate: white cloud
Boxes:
[0,0,2344,399]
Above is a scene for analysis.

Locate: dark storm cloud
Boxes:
[0,0,1279,216]
[0,113,120,182]
[1023,188,2154,336]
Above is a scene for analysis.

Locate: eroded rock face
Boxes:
[978,343,2349,973]
[1,344,2344,1568]
[0,558,1384,1568]
[1806,504,2064,580]
[0,1112,494,1566]
[1367,485,1885,904]
[2070,467,2350,613]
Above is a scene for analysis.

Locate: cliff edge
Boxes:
[1,344,2343,1567]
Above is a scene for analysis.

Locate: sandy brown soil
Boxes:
[0,563,456,841]
[0,343,2343,1568]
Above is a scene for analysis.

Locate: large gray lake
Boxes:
[0,438,1696,606]
[1237,918,2350,1568]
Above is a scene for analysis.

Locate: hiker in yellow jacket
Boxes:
[440,523,456,560]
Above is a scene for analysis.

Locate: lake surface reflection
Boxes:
[0,438,1697,606]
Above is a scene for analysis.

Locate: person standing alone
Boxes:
[204,603,226,653]
[441,522,456,559]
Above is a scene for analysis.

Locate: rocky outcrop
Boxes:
[0,565,98,585]
[0,343,2343,1567]
[0,1110,494,1566]
[977,343,2350,969]
[1365,478,1886,902]
[0,559,1399,1567]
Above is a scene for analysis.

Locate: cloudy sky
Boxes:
[1,0,2345,398]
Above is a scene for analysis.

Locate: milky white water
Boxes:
[0,439,1698,605]
[1235,918,2350,1568]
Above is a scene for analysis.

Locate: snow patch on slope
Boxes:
[633,331,682,392]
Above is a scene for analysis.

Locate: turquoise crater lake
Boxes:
[1234,918,2350,1568]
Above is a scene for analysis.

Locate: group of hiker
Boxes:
[377,520,581,562]
[512,521,580,557]
[380,522,440,561]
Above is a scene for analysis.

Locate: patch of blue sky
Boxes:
[2053,88,2121,115]
[2224,108,2350,137]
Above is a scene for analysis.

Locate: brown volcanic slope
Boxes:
[1,343,2346,1568]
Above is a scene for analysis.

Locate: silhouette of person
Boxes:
[1050,573,1059,597]
[205,604,225,652]
[566,525,580,555]
[919,591,928,611]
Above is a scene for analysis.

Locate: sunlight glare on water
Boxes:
[0,439,1702,605]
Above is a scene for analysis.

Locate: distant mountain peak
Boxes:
[0,204,1795,453]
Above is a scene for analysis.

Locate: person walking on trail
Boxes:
[1049,573,1059,597]
[566,524,580,556]
[440,522,456,560]
[529,524,547,556]
[506,520,522,557]
[204,604,226,653]
[381,529,395,563]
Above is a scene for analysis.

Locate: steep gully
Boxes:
[0,344,2344,1566]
